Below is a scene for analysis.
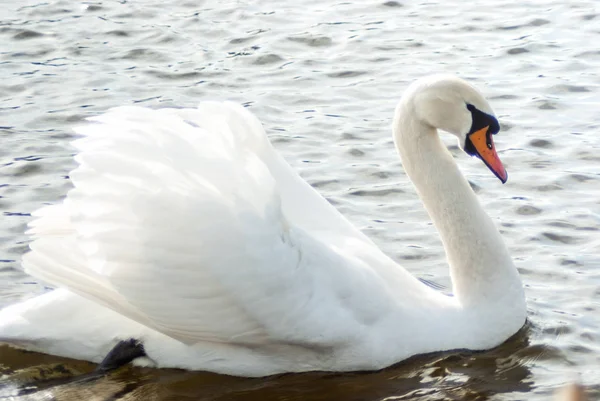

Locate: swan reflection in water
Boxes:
[0,325,536,400]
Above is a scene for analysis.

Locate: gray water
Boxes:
[1,0,599,400]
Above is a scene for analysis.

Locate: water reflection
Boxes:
[0,325,537,400]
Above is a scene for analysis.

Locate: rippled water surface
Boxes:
[1,0,599,400]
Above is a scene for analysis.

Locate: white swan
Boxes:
[0,75,526,377]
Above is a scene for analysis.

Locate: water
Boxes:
[1,0,599,399]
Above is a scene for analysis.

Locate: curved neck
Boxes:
[393,103,523,309]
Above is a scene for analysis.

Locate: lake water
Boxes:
[1,0,599,399]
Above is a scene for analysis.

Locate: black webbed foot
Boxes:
[95,338,146,373]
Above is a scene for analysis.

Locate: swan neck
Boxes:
[393,103,523,308]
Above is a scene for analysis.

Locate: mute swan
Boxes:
[0,75,526,376]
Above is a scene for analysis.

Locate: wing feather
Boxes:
[23,104,297,344]
[23,102,394,347]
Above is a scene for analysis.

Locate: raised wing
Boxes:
[24,103,396,346]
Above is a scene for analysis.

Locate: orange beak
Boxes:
[468,126,508,183]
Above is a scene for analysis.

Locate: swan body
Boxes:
[0,75,526,376]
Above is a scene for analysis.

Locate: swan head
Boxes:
[402,75,507,183]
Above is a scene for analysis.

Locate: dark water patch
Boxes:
[0,200,13,211]
[370,56,392,63]
[575,150,600,162]
[568,173,594,182]
[382,1,403,6]
[66,46,86,57]
[327,70,367,78]
[507,47,529,55]
[14,155,43,162]
[529,18,550,26]
[580,331,597,342]
[399,253,428,261]
[13,69,40,76]
[491,93,518,99]
[541,232,579,244]
[287,36,333,47]
[529,138,553,148]
[497,24,523,31]
[141,32,182,46]
[516,205,542,216]
[546,221,576,229]
[119,48,169,61]
[0,84,27,94]
[3,212,30,217]
[46,131,77,140]
[8,47,55,58]
[31,58,69,67]
[7,243,29,256]
[132,96,163,104]
[229,37,254,45]
[560,258,583,266]
[567,344,592,354]
[144,70,202,80]
[534,100,557,110]
[85,4,104,12]
[12,30,44,40]
[347,148,366,157]
[311,179,340,189]
[113,11,158,20]
[541,324,573,336]
[253,54,284,65]
[24,2,73,16]
[106,30,130,37]
[64,113,87,123]
[340,132,364,140]
[576,49,600,57]
[551,84,590,93]
[5,162,43,176]
[270,136,292,144]
[530,160,552,169]
[371,170,392,179]
[348,187,404,197]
